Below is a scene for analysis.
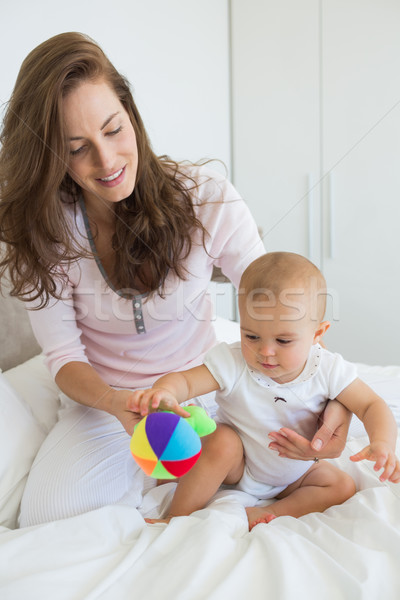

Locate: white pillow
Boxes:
[3,354,60,433]
[0,374,45,528]
[213,316,240,344]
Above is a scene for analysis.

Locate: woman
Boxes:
[0,32,349,526]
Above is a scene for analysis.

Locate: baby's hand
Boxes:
[350,442,400,483]
[129,387,190,418]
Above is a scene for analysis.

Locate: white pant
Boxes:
[19,395,146,527]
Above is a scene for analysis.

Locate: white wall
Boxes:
[230,0,400,365]
[0,0,230,170]
[3,2,400,363]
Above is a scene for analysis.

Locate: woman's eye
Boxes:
[70,146,84,156]
[107,126,122,136]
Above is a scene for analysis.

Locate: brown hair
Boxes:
[0,32,207,306]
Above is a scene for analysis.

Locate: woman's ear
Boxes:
[313,321,330,345]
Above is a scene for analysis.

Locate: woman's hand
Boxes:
[268,399,352,460]
[106,389,143,436]
[107,388,190,437]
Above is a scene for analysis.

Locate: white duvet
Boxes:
[1,319,400,600]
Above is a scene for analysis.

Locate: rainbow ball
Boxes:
[130,411,202,479]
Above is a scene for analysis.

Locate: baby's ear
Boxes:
[313,320,330,344]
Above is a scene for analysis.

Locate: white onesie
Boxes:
[204,342,358,499]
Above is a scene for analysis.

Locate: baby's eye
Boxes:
[277,339,291,345]
[245,334,259,341]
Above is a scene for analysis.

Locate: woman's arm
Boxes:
[27,267,148,435]
[55,361,142,435]
[55,362,116,412]
[194,166,265,288]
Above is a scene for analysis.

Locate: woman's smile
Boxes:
[63,79,138,213]
[97,166,126,187]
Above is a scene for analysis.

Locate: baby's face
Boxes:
[239,297,322,384]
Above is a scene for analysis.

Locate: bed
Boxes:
[1,286,400,599]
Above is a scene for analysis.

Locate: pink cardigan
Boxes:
[28,166,265,389]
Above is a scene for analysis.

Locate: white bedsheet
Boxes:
[1,457,399,599]
[1,318,400,599]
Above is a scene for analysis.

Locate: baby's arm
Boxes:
[337,378,400,482]
[129,364,220,417]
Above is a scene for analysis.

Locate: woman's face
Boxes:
[63,78,138,214]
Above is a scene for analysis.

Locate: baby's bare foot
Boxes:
[145,516,172,525]
[245,506,277,531]
[248,513,276,530]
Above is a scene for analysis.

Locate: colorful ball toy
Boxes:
[130,405,216,479]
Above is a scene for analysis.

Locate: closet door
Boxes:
[321,0,400,364]
[231,0,321,263]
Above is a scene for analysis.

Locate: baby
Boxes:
[131,252,400,528]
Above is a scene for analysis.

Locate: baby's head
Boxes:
[238,252,330,383]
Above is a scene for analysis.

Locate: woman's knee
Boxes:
[19,409,138,526]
